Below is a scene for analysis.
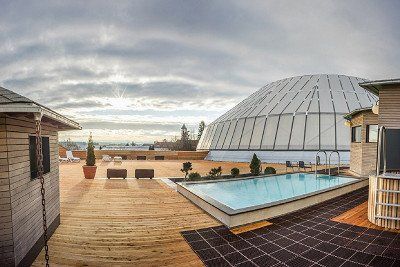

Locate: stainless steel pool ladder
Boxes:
[328,151,340,176]
[374,126,400,222]
[315,150,328,175]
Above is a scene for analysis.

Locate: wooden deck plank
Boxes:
[332,201,400,233]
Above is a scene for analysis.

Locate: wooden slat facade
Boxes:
[0,115,14,266]
[0,114,61,266]
[368,176,400,229]
[349,110,379,177]
[379,86,400,128]
[366,84,400,230]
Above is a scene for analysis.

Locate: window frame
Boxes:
[29,135,51,180]
[366,124,378,143]
[351,126,362,143]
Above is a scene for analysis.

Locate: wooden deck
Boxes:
[32,162,222,266]
[31,160,367,266]
[332,201,400,233]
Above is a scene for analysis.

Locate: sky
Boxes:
[0,0,399,143]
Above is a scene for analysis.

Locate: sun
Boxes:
[109,86,130,109]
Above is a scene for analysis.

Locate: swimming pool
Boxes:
[177,173,367,227]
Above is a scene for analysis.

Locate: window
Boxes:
[29,136,50,179]
[351,126,362,143]
[367,124,378,143]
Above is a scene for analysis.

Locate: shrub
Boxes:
[180,162,193,178]
[231,167,240,177]
[264,167,276,175]
[249,154,261,176]
[188,172,201,180]
[86,133,96,166]
[209,166,222,177]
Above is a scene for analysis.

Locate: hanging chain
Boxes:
[35,119,50,267]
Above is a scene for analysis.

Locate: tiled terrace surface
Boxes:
[182,187,400,267]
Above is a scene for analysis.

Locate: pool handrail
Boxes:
[315,150,328,175]
[328,151,340,176]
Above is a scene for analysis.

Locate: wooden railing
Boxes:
[59,145,208,160]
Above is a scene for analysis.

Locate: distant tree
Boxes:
[149,145,155,150]
[65,138,79,151]
[131,141,136,146]
[250,154,261,176]
[180,124,192,151]
[85,134,96,166]
[125,143,130,146]
[197,121,206,140]
[180,162,193,179]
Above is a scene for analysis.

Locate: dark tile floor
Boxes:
[182,187,400,267]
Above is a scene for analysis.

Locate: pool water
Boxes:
[183,173,357,211]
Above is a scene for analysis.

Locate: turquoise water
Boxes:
[184,173,357,210]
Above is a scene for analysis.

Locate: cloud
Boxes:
[1,0,399,142]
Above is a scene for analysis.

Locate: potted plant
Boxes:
[83,133,97,179]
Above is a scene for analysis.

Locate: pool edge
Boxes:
[177,178,368,228]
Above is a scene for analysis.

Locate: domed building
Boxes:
[197,74,378,163]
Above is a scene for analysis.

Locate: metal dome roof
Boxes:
[198,74,378,152]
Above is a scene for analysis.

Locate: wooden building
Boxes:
[344,108,379,177]
[348,79,400,230]
[0,87,80,266]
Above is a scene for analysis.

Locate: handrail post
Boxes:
[376,126,385,176]
[328,151,340,176]
[315,150,328,175]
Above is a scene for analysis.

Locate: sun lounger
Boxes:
[102,155,112,162]
[59,156,69,163]
[113,156,122,162]
[66,151,80,162]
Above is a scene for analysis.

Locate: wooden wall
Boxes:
[0,114,60,266]
[59,147,209,161]
[349,111,379,177]
[0,114,14,266]
[379,86,400,128]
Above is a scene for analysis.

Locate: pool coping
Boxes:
[177,173,367,216]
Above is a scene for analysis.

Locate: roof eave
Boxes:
[0,103,81,130]
[359,79,400,95]
[343,107,373,120]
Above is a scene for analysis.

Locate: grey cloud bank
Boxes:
[0,0,399,142]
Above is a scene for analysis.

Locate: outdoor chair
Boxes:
[66,151,80,162]
[59,156,69,163]
[102,155,112,162]
[286,161,297,172]
[298,161,312,171]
